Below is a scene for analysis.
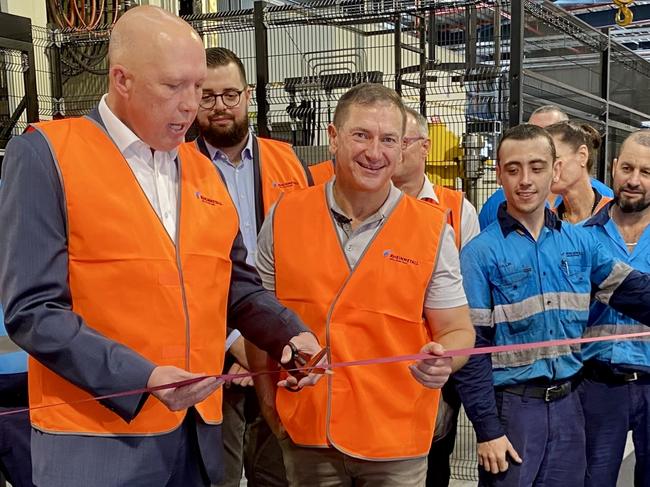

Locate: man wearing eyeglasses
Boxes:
[393,107,479,249]
[392,107,479,487]
[193,47,312,487]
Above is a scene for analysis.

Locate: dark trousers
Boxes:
[218,385,287,487]
[479,389,586,487]
[581,376,650,487]
[166,410,212,487]
[427,381,461,487]
[0,372,34,487]
[0,409,33,487]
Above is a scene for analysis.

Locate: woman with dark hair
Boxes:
[546,122,612,224]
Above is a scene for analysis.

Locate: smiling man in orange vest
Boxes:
[0,7,323,487]
[251,83,475,486]
[192,47,313,487]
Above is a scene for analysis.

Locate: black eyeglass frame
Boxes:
[199,89,245,110]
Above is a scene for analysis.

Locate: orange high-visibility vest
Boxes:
[431,186,464,250]
[274,186,446,459]
[256,138,310,215]
[30,117,239,435]
[191,136,310,219]
[308,159,335,185]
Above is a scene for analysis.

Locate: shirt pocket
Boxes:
[560,258,590,289]
[493,269,535,334]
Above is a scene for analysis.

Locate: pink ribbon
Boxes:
[3,329,650,417]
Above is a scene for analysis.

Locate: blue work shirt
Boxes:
[478,178,614,230]
[583,202,650,372]
[204,133,256,265]
[456,202,650,441]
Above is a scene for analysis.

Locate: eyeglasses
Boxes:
[403,136,427,147]
[199,89,244,110]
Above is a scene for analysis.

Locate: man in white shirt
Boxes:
[392,106,480,487]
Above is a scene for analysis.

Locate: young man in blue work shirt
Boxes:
[455,124,650,487]
[581,130,650,487]
[478,106,612,230]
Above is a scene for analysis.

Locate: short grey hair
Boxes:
[619,129,650,156]
[531,105,569,121]
[404,106,428,137]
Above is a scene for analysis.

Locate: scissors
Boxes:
[284,343,329,391]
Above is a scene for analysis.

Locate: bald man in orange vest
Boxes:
[250,83,475,486]
[0,7,323,487]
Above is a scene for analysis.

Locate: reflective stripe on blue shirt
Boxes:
[462,204,627,387]
[583,202,650,371]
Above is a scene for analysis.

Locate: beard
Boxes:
[199,111,250,149]
[615,186,650,213]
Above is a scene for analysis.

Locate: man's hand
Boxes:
[278,332,328,390]
[226,362,254,387]
[228,335,250,371]
[147,366,221,412]
[409,342,452,389]
[477,435,522,474]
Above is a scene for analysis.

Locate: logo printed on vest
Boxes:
[382,249,419,266]
[195,191,223,206]
[272,180,300,189]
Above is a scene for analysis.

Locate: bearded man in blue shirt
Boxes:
[455,124,650,487]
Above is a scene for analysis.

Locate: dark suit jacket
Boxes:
[0,110,307,486]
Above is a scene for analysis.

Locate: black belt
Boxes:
[498,375,581,403]
[584,361,650,385]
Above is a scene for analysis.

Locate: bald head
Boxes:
[619,130,650,157]
[528,105,569,128]
[106,6,206,151]
[109,6,203,70]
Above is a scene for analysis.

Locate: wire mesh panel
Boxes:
[0,47,29,143]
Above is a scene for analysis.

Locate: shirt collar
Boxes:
[97,94,178,161]
[204,131,254,166]
[583,200,615,228]
[326,178,401,224]
[416,175,438,202]
[497,201,562,238]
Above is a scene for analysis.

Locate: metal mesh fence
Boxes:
[4,0,650,481]
[8,1,650,208]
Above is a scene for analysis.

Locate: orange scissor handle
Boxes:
[286,343,329,379]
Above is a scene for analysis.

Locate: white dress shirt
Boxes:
[98,95,179,242]
[417,175,480,248]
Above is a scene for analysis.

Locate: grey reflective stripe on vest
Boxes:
[0,335,21,354]
[583,323,650,340]
[492,344,580,369]
[494,292,590,324]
